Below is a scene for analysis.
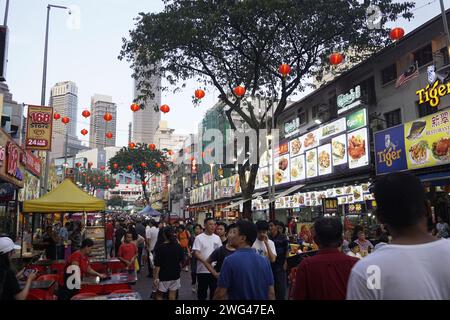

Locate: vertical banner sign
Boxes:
[25,105,53,151]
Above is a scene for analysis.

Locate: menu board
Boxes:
[405,110,450,170]
[305,148,318,178]
[256,166,270,189]
[289,136,303,157]
[321,118,346,140]
[302,129,320,151]
[290,154,305,182]
[274,155,290,185]
[331,134,348,166]
[348,127,369,169]
[318,144,332,176]
[374,108,450,175]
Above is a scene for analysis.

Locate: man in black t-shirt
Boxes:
[270,221,289,300]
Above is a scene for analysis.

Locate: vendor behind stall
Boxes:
[58,238,107,300]
[42,226,58,260]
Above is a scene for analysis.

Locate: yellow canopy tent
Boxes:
[23,179,105,213]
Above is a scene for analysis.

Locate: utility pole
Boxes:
[128,122,132,144]
[3,0,9,26]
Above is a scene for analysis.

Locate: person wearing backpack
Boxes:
[177,225,190,271]
[200,224,237,279]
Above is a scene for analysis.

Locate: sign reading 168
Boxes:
[29,112,51,124]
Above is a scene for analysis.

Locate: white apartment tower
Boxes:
[89,94,117,149]
[49,81,82,159]
[132,73,161,144]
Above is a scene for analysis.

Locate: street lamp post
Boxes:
[210,163,215,218]
[182,176,186,219]
[40,4,71,196]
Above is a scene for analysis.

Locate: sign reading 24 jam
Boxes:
[374,125,407,174]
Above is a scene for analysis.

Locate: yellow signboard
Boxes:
[25,105,53,151]
[404,109,450,170]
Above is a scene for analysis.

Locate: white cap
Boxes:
[0,237,21,254]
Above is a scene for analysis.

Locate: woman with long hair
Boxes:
[152,226,184,300]
[0,237,37,300]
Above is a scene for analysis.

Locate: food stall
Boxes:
[22,179,106,260]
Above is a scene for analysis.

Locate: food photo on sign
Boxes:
[274,155,290,185]
[305,148,318,178]
[290,136,303,156]
[290,154,305,182]
[331,134,348,166]
[347,127,369,169]
[318,144,332,176]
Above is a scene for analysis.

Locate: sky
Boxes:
[1,0,448,148]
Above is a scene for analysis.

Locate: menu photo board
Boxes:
[305,148,318,178]
[25,105,53,151]
[290,154,305,182]
[274,155,290,185]
[302,128,321,151]
[347,127,369,169]
[374,108,450,175]
[318,144,332,176]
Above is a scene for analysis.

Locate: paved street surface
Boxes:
[132,268,196,300]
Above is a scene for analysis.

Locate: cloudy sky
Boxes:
[2,0,448,147]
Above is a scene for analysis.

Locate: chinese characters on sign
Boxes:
[25,105,53,151]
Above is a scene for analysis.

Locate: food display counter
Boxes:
[84,226,106,261]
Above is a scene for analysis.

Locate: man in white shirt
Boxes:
[193,217,222,300]
[252,220,277,263]
[347,172,450,300]
[145,220,160,278]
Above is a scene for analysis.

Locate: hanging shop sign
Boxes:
[25,105,53,151]
[23,150,42,177]
[322,197,338,215]
[0,129,24,188]
[337,85,362,114]
[284,117,300,138]
[374,107,450,174]
[416,80,450,108]
[345,203,365,215]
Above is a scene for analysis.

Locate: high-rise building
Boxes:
[49,81,84,159]
[89,94,117,149]
[153,120,187,151]
[132,74,161,144]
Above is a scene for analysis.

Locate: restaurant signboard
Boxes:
[25,105,53,151]
[0,128,24,188]
[337,85,362,114]
[374,108,450,174]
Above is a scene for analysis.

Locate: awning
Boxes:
[417,171,450,186]
[275,184,305,200]
[220,191,268,211]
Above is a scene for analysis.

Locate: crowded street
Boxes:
[1,0,450,310]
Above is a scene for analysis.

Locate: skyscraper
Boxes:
[89,94,117,149]
[49,81,84,159]
[132,74,161,144]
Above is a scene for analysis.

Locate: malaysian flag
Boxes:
[395,61,419,88]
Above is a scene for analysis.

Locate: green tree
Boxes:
[77,169,117,195]
[120,0,414,218]
[108,143,171,203]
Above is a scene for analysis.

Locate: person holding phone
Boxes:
[252,221,277,263]
[1,237,38,300]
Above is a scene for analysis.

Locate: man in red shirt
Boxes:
[58,238,107,300]
[118,232,138,273]
[291,217,359,300]
[105,220,114,258]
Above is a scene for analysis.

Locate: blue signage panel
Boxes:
[374,125,408,175]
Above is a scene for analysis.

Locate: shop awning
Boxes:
[275,184,305,200]
[23,179,106,213]
[220,191,268,211]
[417,171,450,186]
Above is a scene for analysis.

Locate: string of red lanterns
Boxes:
[160,104,170,114]
[61,117,70,124]
[130,103,140,112]
[390,27,405,41]
[149,143,156,151]
[233,85,246,97]
[53,113,61,120]
[128,142,136,149]
[81,129,88,136]
[278,63,292,77]
[329,53,344,65]
[106,132,113,139]
[82,110,91,118]
[103,112,113,122]
[195,89,205,99]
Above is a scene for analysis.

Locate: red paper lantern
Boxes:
[390,27,405,41]
[100,165,105,170]
[53,113,61,120]
[130,103,140,112]
[278,63,292,77]
[82,110,91,118]
[128,142,135,149]
[81,129,88,136]
[141,162,147,168]
[160,104,170,114]
[61,117,70,124]
[233,86,246,97]
[127,165,133,171]
[113,163,118,169]
[149,143,156,151]
[106,132,113,139]
[76,163,81,168]
[329,53,344,65]
[195,89,205,99]
[329,53,344,66]
[103,112,113,122]
[155,162,161,168]
[88,162,93,167]
[168,150,173,156]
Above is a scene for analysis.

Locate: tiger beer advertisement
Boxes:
[25,105,53,151]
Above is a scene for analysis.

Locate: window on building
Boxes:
[384,109,402,128]
[312,105,320,119]
[298,109,307,125]
[357,77,377,105]
[413,44,433,67]
[417,101,439,118]
[439,47,450,66]
[381,64,397,85]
